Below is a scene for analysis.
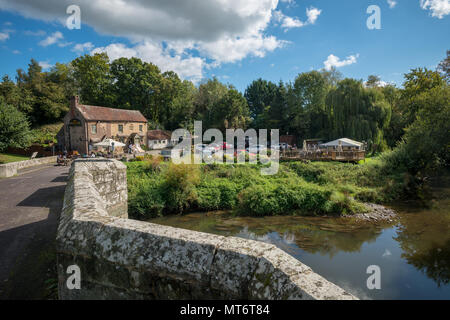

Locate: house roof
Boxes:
[148,130,172,140]
[320,138,364,148]
[76,104,147,122]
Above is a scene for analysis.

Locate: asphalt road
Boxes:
[0,164,69,299]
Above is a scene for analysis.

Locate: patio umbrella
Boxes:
[94,139,126,148]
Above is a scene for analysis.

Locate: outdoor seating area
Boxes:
[280,138,366,163]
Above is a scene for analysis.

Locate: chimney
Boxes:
[70,96,79,110]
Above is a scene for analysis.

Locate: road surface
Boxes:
[0,164,69,299]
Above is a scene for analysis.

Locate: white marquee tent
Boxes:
[320,138,364,150]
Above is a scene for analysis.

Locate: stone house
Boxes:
[147,130,177,150]
[58,96,148,154]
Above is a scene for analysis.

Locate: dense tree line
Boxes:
[0,51,449,160]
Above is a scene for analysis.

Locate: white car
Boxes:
[247,144,267,154]
[194,144,208,153]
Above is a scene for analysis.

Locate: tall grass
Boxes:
[126,158,407,219]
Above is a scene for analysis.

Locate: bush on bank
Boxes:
[126,157,410,219]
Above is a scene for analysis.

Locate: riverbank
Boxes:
[126,157,407,219]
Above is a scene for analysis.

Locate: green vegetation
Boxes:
[126,158,412,219]
[0,153,29,164]
[30,123,63,147]
[0,101,32,152]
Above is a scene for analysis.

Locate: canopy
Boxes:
[94,138,126,147]
[320,138,363,148]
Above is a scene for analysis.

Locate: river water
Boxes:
[148,189,450,300]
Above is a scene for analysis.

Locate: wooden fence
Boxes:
[280,150,365,162]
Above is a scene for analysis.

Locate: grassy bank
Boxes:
[126,156,409,219]
[0,153,29,164]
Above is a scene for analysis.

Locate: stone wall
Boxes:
[56,159,357,300]
[0,156,57,178]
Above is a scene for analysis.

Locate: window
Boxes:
[139,125,143,132]
[118,124,123,133]
[91,124,97,134]
[130,124,134,131]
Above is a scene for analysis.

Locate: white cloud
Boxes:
[198,34,286,63]
[0,32,9,41]
[72,42,94,53]
[0,29,13,41]
[275,6,321,31]
[12,49,21,54]
[24,30,46,36]
[306,7,322,24]
[324,54,359,70]
[281,15,305,29]
[38,31,63,46]
[91,42,206,84]
[387,0,397,9]
[420,0,450,19]
[38,61,53,69]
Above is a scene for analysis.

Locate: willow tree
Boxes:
[325,78,391,152]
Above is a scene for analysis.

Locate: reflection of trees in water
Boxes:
[232,218,387,258]
[394,212,450,287]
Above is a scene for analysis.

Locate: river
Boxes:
[148,188,450,300]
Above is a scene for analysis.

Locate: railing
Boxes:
[280,150,365,162]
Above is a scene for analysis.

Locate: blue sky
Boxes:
[0,0,448,91]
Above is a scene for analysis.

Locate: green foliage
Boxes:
[0,101,32,151]
[162,163,200,213]
[325,78,391,152]
[383,85,450,177]
[72,53,114,107]
[126,161,389,219]
[30,123,64,146]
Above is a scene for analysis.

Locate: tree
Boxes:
[383,84,450,179]
[366,75,381,88]
[110,57,162,121]
[15,59,68,125]
[400,68,446,125]
[0,75,33,115]
[244,79,277,122]
[213,88,250,131]
[325,78,392,152]
[437,50,449,82]
[194,78,229,129]
[72,53,114,107]
[292,71,330,139]
[0,100,32,151]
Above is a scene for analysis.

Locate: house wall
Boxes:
[148,139,170,150]
[62,106,88,154]
[59,97,148,154]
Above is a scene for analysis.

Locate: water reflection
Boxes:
[148,198,450,299]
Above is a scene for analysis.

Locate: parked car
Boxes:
[279,143,290,150]
[222,142,234,150]
[247,144,267,154]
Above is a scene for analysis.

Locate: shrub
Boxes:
[162,163,200,213]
